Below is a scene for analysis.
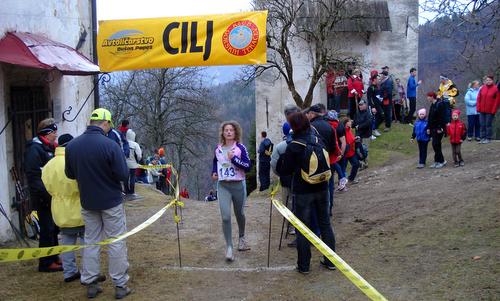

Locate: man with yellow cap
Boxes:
[65,108,132,299]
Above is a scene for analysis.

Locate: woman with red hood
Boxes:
[447,109,467,167]
[477,75,500,144]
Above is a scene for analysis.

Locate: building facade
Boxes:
[255,0,418,151]
[0,0,99,242]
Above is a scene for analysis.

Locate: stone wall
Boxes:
[0,0,95,242]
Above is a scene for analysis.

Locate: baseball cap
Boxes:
[305,104,322,114]
[90,108,114,127]
[57,134,73,146]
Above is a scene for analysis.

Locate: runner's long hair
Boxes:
[219,120,242,145]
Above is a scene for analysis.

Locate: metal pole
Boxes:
[175,203,182,267]
[278,194,289,250]
[266,198,273,267]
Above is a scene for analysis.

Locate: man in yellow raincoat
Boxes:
[42,134,105,284]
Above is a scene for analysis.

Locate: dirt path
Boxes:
[0,141,499,300]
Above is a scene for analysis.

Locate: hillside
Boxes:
[0,132,498,300]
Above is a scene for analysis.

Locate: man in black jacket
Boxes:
[305,104,337,153]
[425,92,447,168]
[24,118,62,272]
[65,108,132,299]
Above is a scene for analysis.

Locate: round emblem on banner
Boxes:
[222,20,259,56]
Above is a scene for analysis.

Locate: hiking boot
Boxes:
[296,267,310,275]
[225,246,234,261]
[416,164,425,169]
[475,137,481,142]
[238,237,251,251]
[80,274,107,285]
[373,129,381,137]
[87,282,103,299]
[115,286,132,299]
[320,260,336,270]
[64,271,81,283]
[459,161,465,167]
[454,162,460,168]
[39,262,63,273]
[435,161,447,169]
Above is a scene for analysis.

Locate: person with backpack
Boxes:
[437,75,459,124]
[411,108,431,168]
[258,131,273,191]
[277,112,336,274]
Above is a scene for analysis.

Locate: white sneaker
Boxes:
[370,135,377,141]
[373,130,381,137]
[238,237,251,251]
[225,246,234,261]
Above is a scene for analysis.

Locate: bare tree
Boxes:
[246,0,362,108]
[420,0,500,77]
[101,68,217,179]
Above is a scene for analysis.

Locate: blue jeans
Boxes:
[341,156,360,181]
[417,140,429,164]
[294,190,336,271]
[467,114,480,138]
[61,229,85,279]
[479,113,494,139]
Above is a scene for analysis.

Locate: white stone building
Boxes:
[0,0,99,242]
[256,0,418,148]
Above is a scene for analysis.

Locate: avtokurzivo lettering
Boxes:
[163,21,213,61]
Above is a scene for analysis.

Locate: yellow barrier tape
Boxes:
[270,182,281,199]
[272,198,388,301]
[0,200,176,263]
[138,164,172,169]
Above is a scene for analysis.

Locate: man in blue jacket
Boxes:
[406,67,422,124]
[65,108,132,299]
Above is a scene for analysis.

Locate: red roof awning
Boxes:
[0,32,100,75]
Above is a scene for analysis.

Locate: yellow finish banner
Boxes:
[97,11,268,71]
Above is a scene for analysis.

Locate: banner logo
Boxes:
[101,29,154,58]
[222,20,259,56]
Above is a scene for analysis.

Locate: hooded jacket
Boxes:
[42,147,84,228]
[347,75,364,98]
[125,129,142,169]
[354,108,372,138]
[65,126,129,211]
[447,110,467,144]
[476,84,500,114]
[24,136,55,194]
[464,87,480,115]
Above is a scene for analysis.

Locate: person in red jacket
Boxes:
[340,117,360,184]
[447,109,467,167]
[477,75,500,144]
[347,69,364,120]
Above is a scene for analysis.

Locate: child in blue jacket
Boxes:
[411,108,431,168]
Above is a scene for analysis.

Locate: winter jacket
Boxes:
[464,87,480,115]
[347,76,364,98]
[344,127,356,158]
[426,100,448,132]
[437,79,459,100]
[380,77,394,101]
[310,116,337,154]
[476,84,500,114]
[41,147,84,228]
[125,129,142,169]
[367,84,382,108]
[412,119,430,142]
[323,115,342,164]
[24,136,55,194]
[447,120,467,144]
[271,139,292,188]
[326,71,334,95]
[65,126,129,211]
[258,138,272,162]
[354,109,372,138]
[108,128,130,158]
[407,75,419,98]
[212,142,251,182]
[276,128,328,194]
